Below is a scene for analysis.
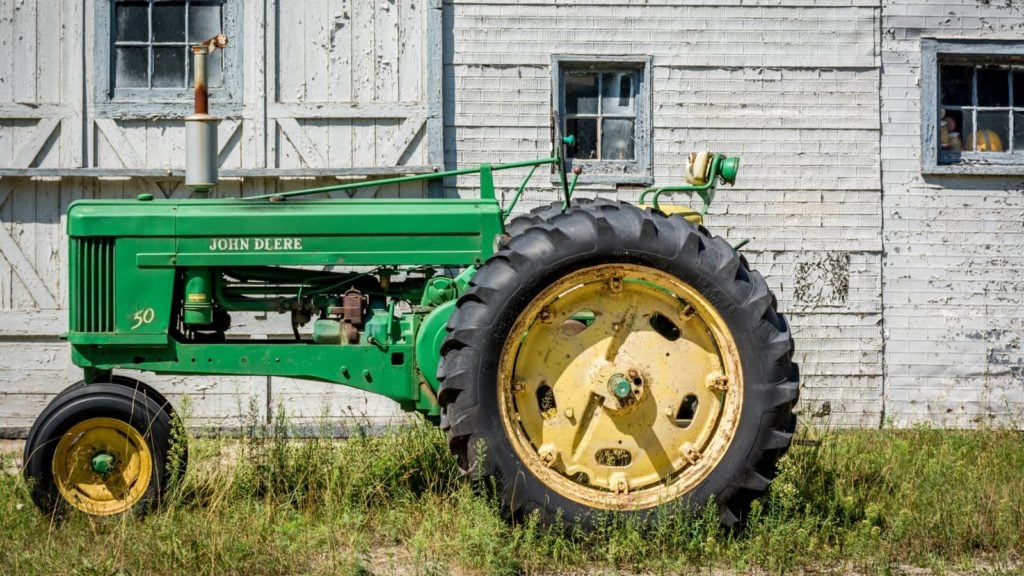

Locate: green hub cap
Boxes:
[91,452,116,475]
[609,374,632,399]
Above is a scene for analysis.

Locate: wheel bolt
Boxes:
[680,442,702,465]
[608,278,623,293]
[608,374,632,400]
[512,379,526,393]
[707,374,729,392]
[610,473,629,494]
[564,408,574,419]
[539,309,554,324]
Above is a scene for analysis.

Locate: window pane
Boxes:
[115,2,149,43]
[152,3,186,42]
[566,118,597,159]
[962,111,975,151]
[977,66,1010,107]
[939,109,964,151]
[1014,112,1024,153]
[601,118,635,160]
[970,111,1009,152]
[116,47,149,88]
[204,49,224,88]
[940,65,973,106]
[1014,71,1024,107]
[153,46,186,87]
[566,73,598,115]
[601,72,635,114]
[189,3,222,42]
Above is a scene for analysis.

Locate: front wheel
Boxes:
[438,202,797,527]
[23,382,177,517]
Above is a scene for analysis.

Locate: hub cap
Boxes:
[497,264,743,509]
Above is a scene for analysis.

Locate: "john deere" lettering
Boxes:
[208,237,303,251]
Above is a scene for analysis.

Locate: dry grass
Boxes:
[2,420,1023,575]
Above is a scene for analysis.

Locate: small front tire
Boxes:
[23,382,176,517]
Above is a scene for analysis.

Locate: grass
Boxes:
[2,418,1023,576]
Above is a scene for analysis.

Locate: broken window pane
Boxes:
[153,46,186,88]
[601,118,635,160]
[566,118,598,159]
[972,111,1009,152]
[188,3,222,42]
[152,3,186,42]
[977,66,1010,107]
[940,65,973,106]
[566,73,598,115]
[601,72,635,114]
[116,3,149,42]
[116,47,149,88]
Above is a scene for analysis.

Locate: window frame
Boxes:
[94,0,243,116]
[921,38,1024,175]
[552,55,653,185]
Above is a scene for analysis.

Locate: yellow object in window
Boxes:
[967,130,1004,152]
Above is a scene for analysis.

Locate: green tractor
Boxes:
[22,38,797,527]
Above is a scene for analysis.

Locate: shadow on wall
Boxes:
[441,2,459,199]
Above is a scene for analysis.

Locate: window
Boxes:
[553,56,652,184]
[921,39,1024,174]
[95,0,242,110]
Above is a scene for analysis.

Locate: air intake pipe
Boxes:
[185,34,228,195]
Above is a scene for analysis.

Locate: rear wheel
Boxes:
[24,382,176,517]
[439,202,797,526]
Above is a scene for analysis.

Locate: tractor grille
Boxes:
[71,238,115,333]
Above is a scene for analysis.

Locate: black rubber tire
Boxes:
[107,374,176,418]
[23,382,175,517]
[503,197,621,240]
[106,375,189,483]
[439,201,798,528]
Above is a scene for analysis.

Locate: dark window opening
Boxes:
[563,70,639,161]
[113,1,225,91]
[938,60,1024,158]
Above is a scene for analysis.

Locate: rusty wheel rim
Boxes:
[497,264,743,510]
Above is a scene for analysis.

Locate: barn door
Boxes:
[269,0,443,187]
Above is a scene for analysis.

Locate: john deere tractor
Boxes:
[23,37,797,527]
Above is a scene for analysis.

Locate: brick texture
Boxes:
[445,0,884,427]
[881,0,1024,427]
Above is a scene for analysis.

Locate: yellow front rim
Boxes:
[52,417,153,516]
[498,264,743,510]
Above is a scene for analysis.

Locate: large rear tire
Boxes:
[438,202,797,527]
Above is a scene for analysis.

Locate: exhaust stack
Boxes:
[185,34,228,195]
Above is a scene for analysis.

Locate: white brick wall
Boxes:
[880,0,1024,427]
[445,0,885,426]
[3,0,1021,434]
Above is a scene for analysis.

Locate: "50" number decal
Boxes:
[131,307,156,330]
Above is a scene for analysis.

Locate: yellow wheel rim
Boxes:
[52,417,153,516]
[498,264,743,510]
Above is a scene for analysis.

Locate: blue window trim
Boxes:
[921,38,1024,176]
[94,0,243,117]
[552,55,653,186]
